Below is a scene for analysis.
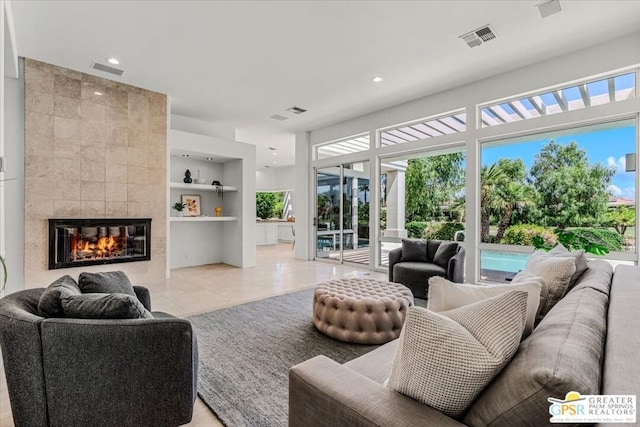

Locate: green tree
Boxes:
[480,163,506,242]
[529,141,615,228]
[405,153,464,222]
[494,181,536,242]
[605,206,636,235]
[256,192,277,219]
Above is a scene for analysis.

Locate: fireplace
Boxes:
[48,218,151,270]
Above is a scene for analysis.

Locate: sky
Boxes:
[482,124,637,200]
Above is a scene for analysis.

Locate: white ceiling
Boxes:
[10,0,640,169]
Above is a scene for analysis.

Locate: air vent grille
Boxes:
[286,106,307,115]
[459,25,497,48]
[91,62,124,76]
[270,114,288,121]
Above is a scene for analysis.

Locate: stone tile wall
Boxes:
[24,59,167,287]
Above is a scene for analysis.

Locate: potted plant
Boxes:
[172,202,186,217]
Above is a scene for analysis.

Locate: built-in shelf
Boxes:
[170,216,238,222]
[169,182,238,192]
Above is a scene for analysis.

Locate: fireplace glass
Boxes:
[49,218,151,269]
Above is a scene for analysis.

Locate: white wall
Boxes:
[170,113,236,141]
[3,58,23,294]
[255,165,295,191]
[294,132,311,260]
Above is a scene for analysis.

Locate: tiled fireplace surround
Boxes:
[24,59,167,287]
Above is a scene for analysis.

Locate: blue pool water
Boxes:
[480,250,530,273]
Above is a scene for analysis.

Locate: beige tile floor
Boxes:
[0,243,386,427]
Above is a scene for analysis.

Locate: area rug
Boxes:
[187,288,382,427]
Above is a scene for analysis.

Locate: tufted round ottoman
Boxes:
[313,278,414,344]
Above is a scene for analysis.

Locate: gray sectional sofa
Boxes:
[290,261,640,426]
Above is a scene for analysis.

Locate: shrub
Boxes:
[424,222,465,241]
[568,227,623,252]
[405,221,429,238]
[501,224,557,246]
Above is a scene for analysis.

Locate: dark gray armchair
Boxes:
[388,239,465,299]
[0,286,198,427]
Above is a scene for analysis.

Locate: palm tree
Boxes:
[480,164,506,242]
[494,182,536,242]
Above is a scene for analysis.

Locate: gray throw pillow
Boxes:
[38,275,82,318]
[548,244,589,289]
[400,239,428,262]
[433,241,459,268]
[78,271,136,296]
[61,293,153,319]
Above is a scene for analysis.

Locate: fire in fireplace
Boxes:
[48,218,151,269]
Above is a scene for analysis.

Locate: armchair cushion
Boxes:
[61,293,154,319]
[79,271,136,296]
[37,275,82,318]
[433,241,459,268]
[400,239,428,262]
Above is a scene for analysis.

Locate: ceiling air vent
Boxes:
[459,25,497,48]
[91,62,124,76]
[286,106,307,115]
[270,114,288,121]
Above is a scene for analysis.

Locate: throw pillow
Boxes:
[400,239,428,263]
[37,275,82,318]
[78,271,136,296]
[515,254,575,318]
[432,241,459,268]
[548,244,589,289]
[387,291,528,419]
[427,276,542,337]
[61,293,153,319]
[510,269,549,320]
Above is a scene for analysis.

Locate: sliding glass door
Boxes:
[315,161,370,264]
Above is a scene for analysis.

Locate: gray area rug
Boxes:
[187,288,383,427]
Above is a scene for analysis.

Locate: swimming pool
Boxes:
[480,250,530,273]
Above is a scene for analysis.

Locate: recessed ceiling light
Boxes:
[273,152,277,156]
[106,57,120,65]
[93,91,103,96]
[372,76,384,83]
[273,161,277,164]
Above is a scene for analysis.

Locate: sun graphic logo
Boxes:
[548,391,586,419]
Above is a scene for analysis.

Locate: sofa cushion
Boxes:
[427,277,542,337]
[400,239,427,262]
[344,340,399,384]
[547,244,589,289]
[513,254,575,317]
[570,259,612,296]
[426,240,442,263]
[37,275,82,318]
[78,271,136,296]
[387,291,528,419]
[60,293,153,319]
[433,242,458,268]
[510,270,549,321]
[463,285,608,427]
[393,262,446,299]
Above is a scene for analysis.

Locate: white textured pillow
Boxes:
[547,244,589,288]
[510,270,549,319]
[387,291,528,419]
[515,254,576,317]
[427,276,542,337]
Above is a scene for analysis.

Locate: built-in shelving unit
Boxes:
[170,216,237,222]
[167,129,256,273]
[169,182,238,192]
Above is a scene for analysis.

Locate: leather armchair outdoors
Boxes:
[0,285,198,427]
[388,240,465,299]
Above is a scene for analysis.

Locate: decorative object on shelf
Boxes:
[211,180,221,186]
[172,202,186,217]
[216,185,224,199]
[215,207,222,217]
[195,170,207,185]
[181,194,201,217]
[183,169,193,184]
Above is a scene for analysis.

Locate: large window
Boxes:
[379,148,466,266]
[480,120,637,281]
